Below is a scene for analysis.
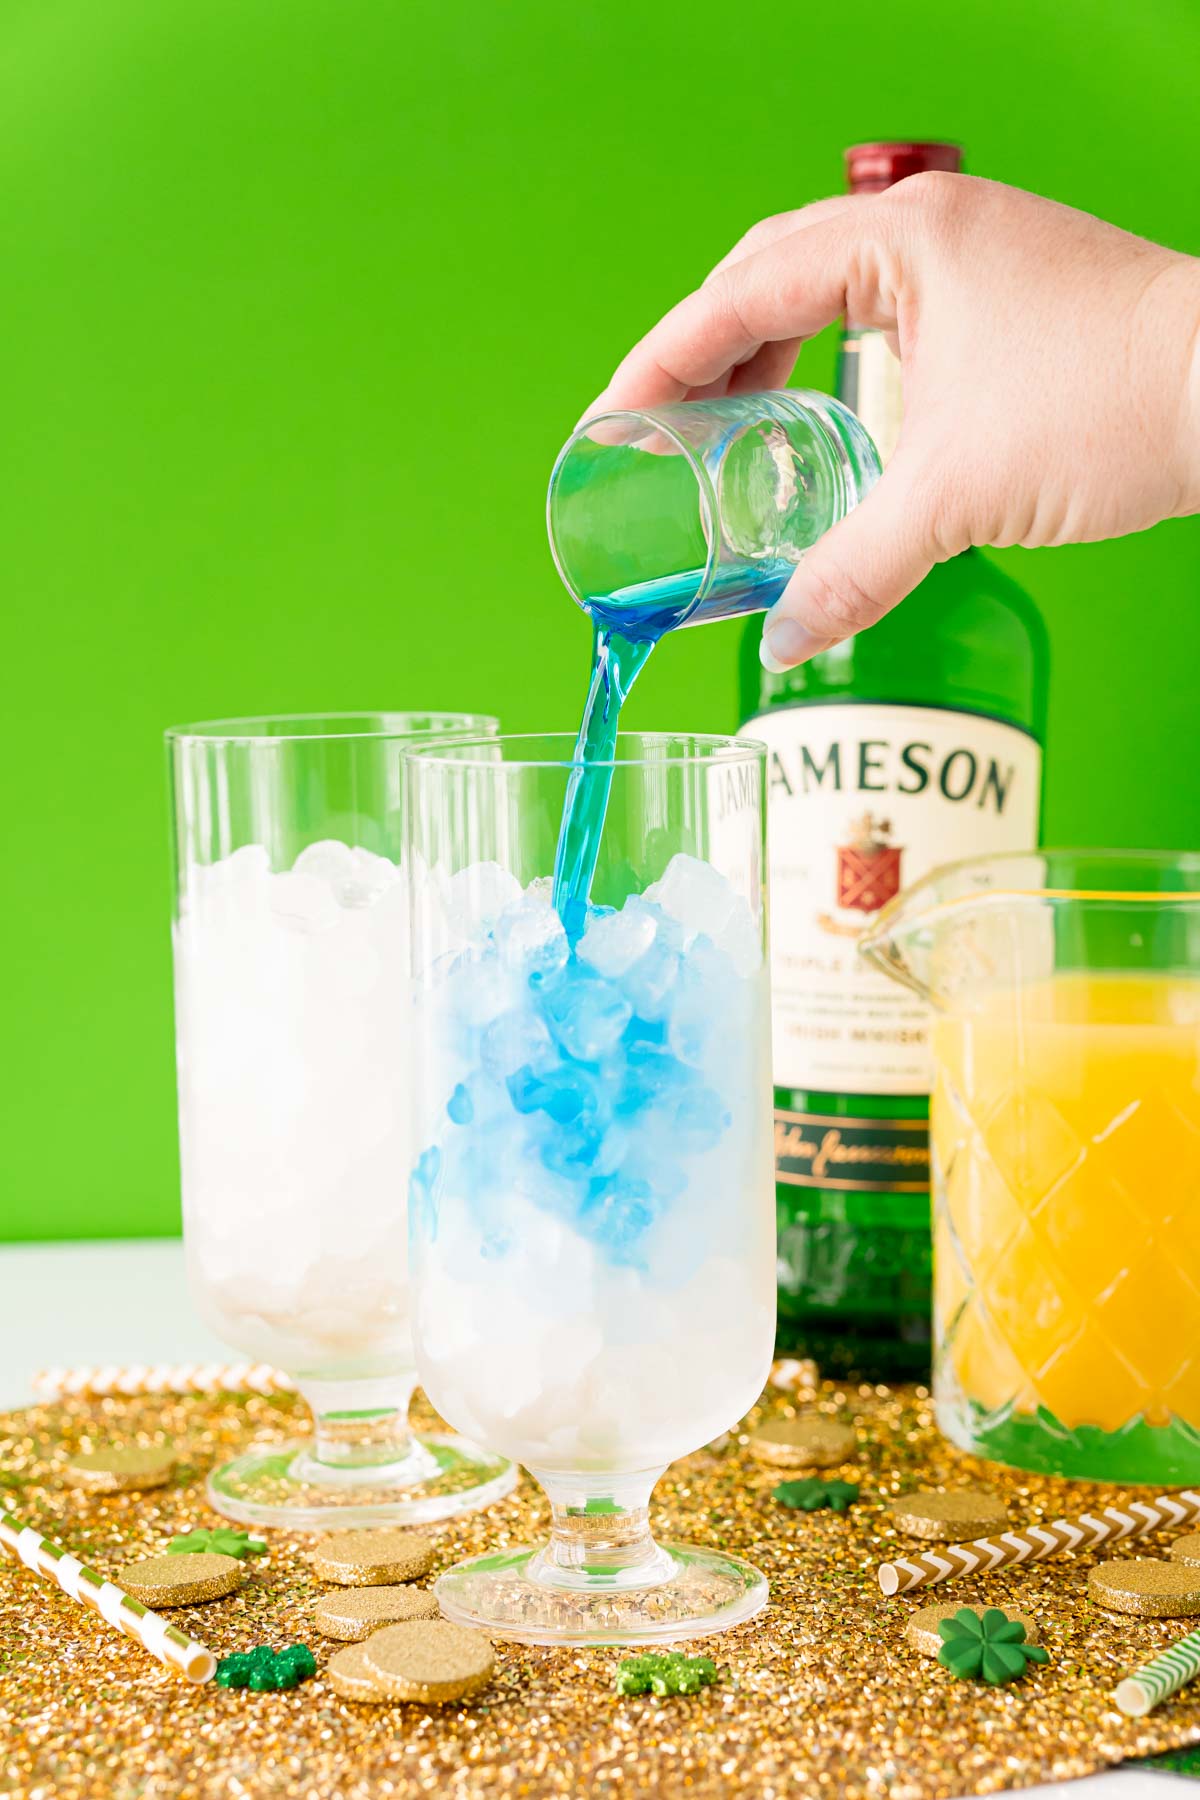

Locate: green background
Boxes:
[2,0,1198,1243]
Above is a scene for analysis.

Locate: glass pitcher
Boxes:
[861,849,1200,1484]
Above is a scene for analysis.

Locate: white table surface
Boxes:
[0,1239,1183,1798]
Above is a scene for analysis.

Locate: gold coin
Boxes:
[315,1585,440,1640]
[748,1417,858,1469]
[311,1529,435,1587]
[905,1601,1040,1658]
[360,1620,495,1703]
[113,1552,244,1607]
[326,1643,392,1703]
[883,1490,1009,1542]
[63,1446,177,1493]
[1088,1559,1200,1618]
[1168,1533,1200,1568]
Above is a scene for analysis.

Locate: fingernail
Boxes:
[760,616,822,672]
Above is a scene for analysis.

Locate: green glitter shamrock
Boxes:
[169,1527,267,1559]
[773,1478,860,1513]
[936,1609,1050,1685]
[615,1652,719,1697]
[215,1643,317,1691]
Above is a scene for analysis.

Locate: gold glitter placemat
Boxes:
[3,1383,1200,1800]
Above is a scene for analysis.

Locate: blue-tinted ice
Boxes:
[414,857,759,1271]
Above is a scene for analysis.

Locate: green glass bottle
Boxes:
[737,141,1049,1378]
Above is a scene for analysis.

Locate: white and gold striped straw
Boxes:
[32,1362,296,1402]
[878,1489,1200,1596]
[1115,1625,1200,1717]
[0,1503,215,1683]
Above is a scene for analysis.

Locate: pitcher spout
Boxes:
[860,849,1200,1014]
[858,850,1057,1011]
[857,884,934,1003]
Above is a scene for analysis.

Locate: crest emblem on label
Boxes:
[835,812,903,914]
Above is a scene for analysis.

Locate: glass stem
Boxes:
[527,1468,676,1591]
[297,1374,420,1472]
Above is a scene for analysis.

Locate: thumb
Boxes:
[758,457,940,672]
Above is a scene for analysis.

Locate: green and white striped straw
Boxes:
[1114,1626,1200,1717]
[0,1502,215,1682]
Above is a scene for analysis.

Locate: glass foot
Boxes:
[207,1432,516,1530]
[434,1540,768,1646]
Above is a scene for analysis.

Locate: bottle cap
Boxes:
[845,141,963,193]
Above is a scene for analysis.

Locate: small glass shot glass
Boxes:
[547,389,880,637]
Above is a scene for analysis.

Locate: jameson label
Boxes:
[775,1109,930,1194]
[741,703,1041,1096]
[838,330,905,464]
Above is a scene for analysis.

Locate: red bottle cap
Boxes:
[844,141,963,194]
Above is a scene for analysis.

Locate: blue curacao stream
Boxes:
[550,624,652,936]
[551,559,792,927]
[410,563,770,1281]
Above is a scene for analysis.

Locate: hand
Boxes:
[590,176,1200,670]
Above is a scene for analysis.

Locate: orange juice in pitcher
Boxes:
[862,852,1200,1482]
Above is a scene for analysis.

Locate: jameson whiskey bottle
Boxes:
[738,140,1049,1377]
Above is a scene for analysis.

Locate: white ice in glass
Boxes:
[174,840,411,1378]
[410,855,776,1474]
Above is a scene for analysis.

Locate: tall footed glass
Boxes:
[167,713,515,1528]
[404,733,776,1644]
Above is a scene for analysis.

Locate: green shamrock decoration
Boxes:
[773,1478,860,1513]
[936,1609,1050,1685]
[615,1652,718,1696]
[215,1644,317,1691]
[566,1497,621,1516]
[169,1528,267,1559]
